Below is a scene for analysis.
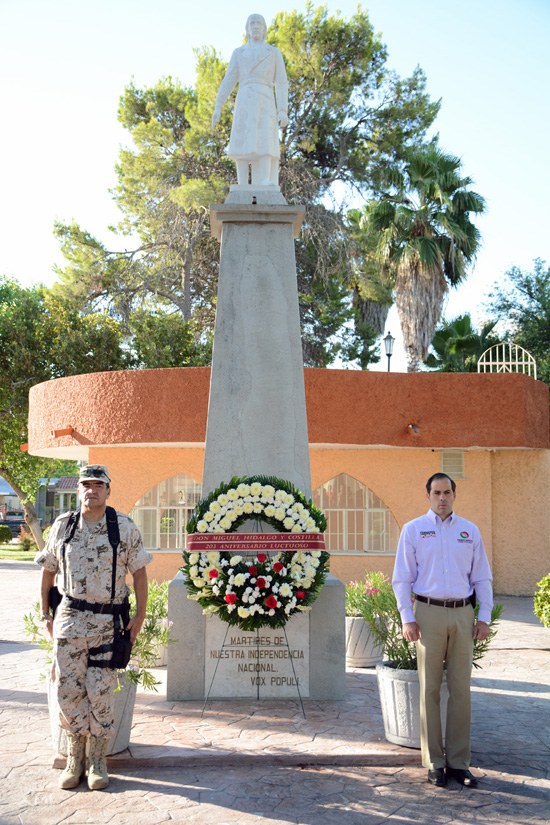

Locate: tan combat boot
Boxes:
[58,732,86,789]
[88,735,110,790]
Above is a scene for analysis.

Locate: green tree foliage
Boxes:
[0,277,133,545]
[424,314,498,372]
[358,146,486,371]
[485,259,550,385]
[52,5,439,367]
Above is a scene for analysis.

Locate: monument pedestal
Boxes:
[167,571,345,701]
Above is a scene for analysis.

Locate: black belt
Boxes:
[63,596,126,615]
[415,595,470,609]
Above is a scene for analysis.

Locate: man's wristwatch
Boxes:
[41,613,52,621]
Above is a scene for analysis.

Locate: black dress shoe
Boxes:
[446,768,478,788]
[427,768,447,786]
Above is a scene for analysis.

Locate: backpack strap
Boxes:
[61,512,79,593]
[105,506,120,602]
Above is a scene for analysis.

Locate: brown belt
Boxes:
[415,595,470,609]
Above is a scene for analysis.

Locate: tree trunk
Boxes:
[0,474,44,550]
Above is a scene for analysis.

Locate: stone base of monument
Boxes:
[167,572,345,701]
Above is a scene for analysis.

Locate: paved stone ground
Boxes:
[1,560,549,824]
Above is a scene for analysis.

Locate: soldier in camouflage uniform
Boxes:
[35,464,152,790]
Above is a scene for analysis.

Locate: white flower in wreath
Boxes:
[264,505,276,518]
[274,489,286,501]
[189,565,199,578]
[262,485,275,498]
[292,502,305,514]
[291,525,303,533]
[283,517,294,530]
[197,520,208,533]
[213,526,224,533]
[230,555,242,566]
[274,508,285,521]
[305,517,316,529]
[237,483,250,497]
[193,579,206,588]
[207,551,220,564]
[227,488,239,501]
[227,511,238,522]
[243,502,254,514]
[279,583,292,598]
[210,501,221,514]
[290,565,302,578]
[234,573,246,586]
[218,493,229,506]
[253,503,263,514]
[250,482,262,496]
[238,606,250,618]
[268,609,275,616]
[220,517,232,530]
[227,604,236,613]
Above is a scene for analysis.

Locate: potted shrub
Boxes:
[360,581,502,747]
[24,579,173,755]
[534,574,550,627]
[345,573,387,667]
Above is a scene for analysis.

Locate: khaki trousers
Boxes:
[414,600,475,770]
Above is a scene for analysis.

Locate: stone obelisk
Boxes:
[203,190,309,496]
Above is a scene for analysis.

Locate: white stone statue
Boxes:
[212,13,289,187]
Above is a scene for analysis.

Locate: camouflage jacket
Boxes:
[35,510,153,639]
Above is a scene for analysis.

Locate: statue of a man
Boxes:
[212,14,289,187]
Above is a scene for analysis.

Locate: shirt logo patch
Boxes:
[460,531,469,539]
[420,531,436,538]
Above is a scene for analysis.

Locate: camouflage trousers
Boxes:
[53,627,118,737]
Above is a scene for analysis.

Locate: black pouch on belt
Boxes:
[110,631,133,669]
[48,586,63,617]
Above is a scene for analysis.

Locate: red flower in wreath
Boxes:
[273,562,284,572]
[209,569,219,579]
[265,596,277,609]
[248,566,258,576]
[257,553,267,563]
[225,593,237,604]
[296,591,305,600]
[256,577,266,589]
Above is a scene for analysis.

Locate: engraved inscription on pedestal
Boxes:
[205,613,309,698]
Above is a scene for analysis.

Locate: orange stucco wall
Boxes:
[27,367,550,596]
[28,368,549,455]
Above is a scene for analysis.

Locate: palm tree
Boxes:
[365,147,486,371]
[424,314,498,372]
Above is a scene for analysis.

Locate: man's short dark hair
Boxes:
[426,473,456,494]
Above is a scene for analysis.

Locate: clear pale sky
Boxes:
[1,0,548,371]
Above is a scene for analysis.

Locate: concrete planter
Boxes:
[345,617,384,667]
[48,675,137,756]
[375,662,448,748]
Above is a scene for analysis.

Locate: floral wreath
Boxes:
[181,475,329,631]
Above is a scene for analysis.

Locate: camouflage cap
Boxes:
[78,464,111,484]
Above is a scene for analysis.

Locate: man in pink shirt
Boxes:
[392,473,493,788]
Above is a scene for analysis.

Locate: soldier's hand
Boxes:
[126,615,144,645]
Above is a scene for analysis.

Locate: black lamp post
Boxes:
[384,331,395,372]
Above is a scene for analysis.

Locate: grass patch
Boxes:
[0,544,36,561]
